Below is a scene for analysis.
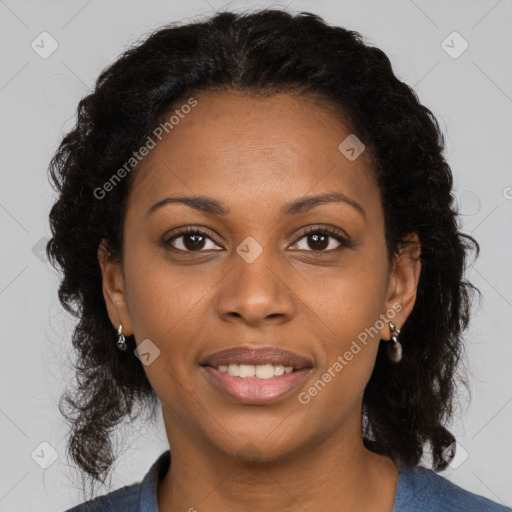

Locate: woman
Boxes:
[46,8,510,512]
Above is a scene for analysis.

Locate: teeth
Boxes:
[255,364,273,378]
[216,363,295,378]
[239,364,255,378]
[274,365,285,376]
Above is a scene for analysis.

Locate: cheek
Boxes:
[298,250,389,397]
[123,245,214,339]
[122,247,225,393]
[122,251,209,407]
[301,251,389,340]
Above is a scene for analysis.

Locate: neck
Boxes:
[157,405,399,512]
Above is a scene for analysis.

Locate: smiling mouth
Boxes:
[199,345,314,403]
[201,364,313,404]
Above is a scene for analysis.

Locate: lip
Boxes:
[202,366,313,404]
[200,346,314,405]
[200,346,314,370]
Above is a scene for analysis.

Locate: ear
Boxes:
[97,239,133,336]
[379,233,421,340]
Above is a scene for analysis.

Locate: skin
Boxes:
[98,90,421,512]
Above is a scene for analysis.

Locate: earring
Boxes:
[117,323,127,351]
[387,321,402,363]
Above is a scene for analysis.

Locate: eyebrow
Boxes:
[146,191,366,220]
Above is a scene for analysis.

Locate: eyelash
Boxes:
[162,225,353,253]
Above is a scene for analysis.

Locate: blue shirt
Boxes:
[64,450,511,511]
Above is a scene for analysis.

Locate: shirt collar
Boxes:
[137,450,171,512]
[136,450,411,511]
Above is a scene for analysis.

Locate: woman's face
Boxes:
[100,90,419,461]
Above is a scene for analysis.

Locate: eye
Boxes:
[163,225,352,253]
[163,227,222,252]
[291,226,352,252]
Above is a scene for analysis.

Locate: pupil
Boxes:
[310,233,328,250]
[184,233,205,250]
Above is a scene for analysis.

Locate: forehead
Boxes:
[127,90,380,220]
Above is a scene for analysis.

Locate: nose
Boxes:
[215,245,296,327]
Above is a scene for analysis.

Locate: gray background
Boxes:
[1,0,511,510]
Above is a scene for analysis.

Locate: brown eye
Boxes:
[292,227,351,252]
[164,228,222,252]
[162,226,352,254]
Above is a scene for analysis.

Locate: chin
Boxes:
[210,425,308,466]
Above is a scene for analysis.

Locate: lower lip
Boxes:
[202,366,312,405]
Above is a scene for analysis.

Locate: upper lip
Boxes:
[201,346,314,370]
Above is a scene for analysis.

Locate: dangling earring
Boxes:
[117,323,127,351]
[387,321,402,363]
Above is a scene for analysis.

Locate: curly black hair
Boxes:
[46,8,479,494]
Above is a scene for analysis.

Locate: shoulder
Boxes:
[63,483,141,512]
[394,464,511,512]
[63,450,171,512]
